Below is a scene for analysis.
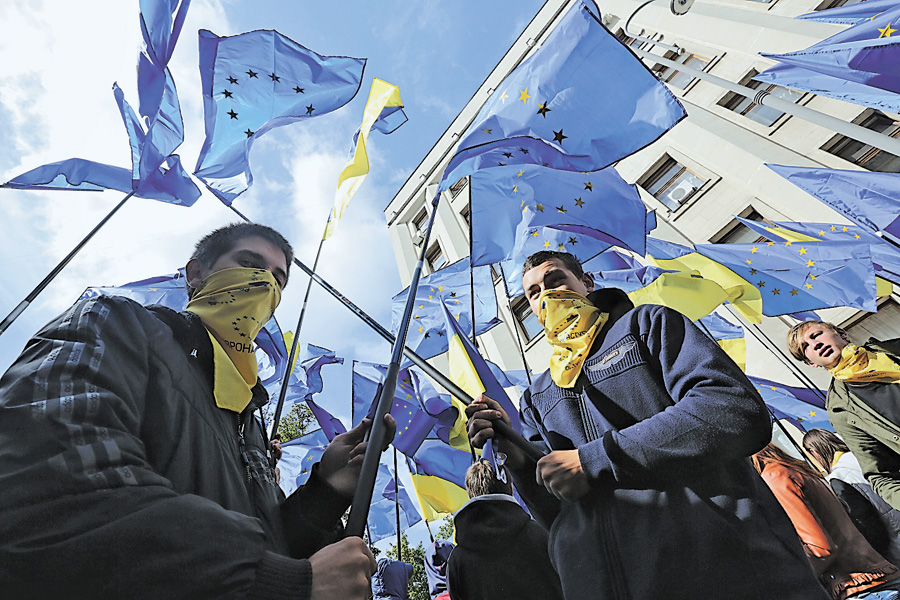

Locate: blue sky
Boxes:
[0,0,544,548]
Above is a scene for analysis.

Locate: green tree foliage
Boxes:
[435,516,455,542]
[277,402,315,442]
[386,533,428,600]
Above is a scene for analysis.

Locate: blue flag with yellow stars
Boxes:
[405,442,471,522]
[437,1,685,191]
[367,463,422,543]
[193,29,365,204]
[768,164,900,243]
[772,220,900,285]
[797,0,898,26]
[352,362,455,457]
[762,6,900,97]
[501,227,614,297]
[469,164,650,266]
[695,240,877,316]
[748,376,831,432]
[278,428,329,496]
[391,257,501,361]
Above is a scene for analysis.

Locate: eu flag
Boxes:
[391,257,501,360]
[438,1,685,191]
[278,428,329,496]
[469,164,650,267]
[748,376,831,432]
[193,29,365,204]
[695,240,877,315]
[367,464,422,543]
[797,0,899,25]
[4,159,136,194]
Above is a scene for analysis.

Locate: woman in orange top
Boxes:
[753,443,900,600]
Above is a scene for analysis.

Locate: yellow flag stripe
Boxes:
[410,474,469,521]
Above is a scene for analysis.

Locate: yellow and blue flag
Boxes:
[645,237,763,323]
[405,440,472,521]
[749,376,832,432]
[324,78,406,240]
[696,313,746,371]
[438,2,685,191]
[193,29,365,204]
[695,240,877,315]
[391,257,501,360]
[590,265,730,321]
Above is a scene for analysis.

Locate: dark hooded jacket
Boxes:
[509,290,828,600]
[0,296,347,599]
[372,558,414,600]
[447,494,563,600]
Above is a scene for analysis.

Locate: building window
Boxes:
[816,0,864,10]
[615,29,646,50]
[409,207,429,246]
[425,242,446,272]
[823,110,900,173]
[659,53,710,91]
[512,296,543,342]
[719,71,802,126]
[640,155,708,211]
[712,209,768,244]
[845,299,900,345]
[448,177,468,199]
[460,204,470,227]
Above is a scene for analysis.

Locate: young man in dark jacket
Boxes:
[788,320,900,511]
[467,251,828,600]
[0,223,391,599]
[447,459,563,600]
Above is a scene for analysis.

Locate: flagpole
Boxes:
[345,194,441,538]
[225,204,541,461]
[394,447,402,562]
[498,263,533,386]
[0,190,136,336]
[269,219,329,440]
[767,404,819,470]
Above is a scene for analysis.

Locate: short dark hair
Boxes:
[465,459,513,499]
[191,222,293,276]
[522,251,584,279]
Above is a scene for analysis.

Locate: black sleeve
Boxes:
[830,478,890,555]
[0,297,311,599]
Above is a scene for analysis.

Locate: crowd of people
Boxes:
[2,223,900,599]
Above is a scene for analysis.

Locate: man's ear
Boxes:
[582,271,595,292]
[185,258,208,292]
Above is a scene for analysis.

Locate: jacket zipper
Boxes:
[237,413,252,483]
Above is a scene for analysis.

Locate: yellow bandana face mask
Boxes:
[537,289,608,389]
[187,267,282,412]
[829,344,900,385]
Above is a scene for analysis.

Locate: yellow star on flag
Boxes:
[535,203,545,212]
[818,230,826,236]
[879,22,896,37]
[531,230,539,237]
[500,90,509,103]
[513,185,518,194]
[543,241,551,248]
[805,283,813,289]
[798,248,807,255]
[806,260,815,267]
[746,259,752,265]
[751,247,758,254]
[784,241,792,246]
[519,88,530,104]
[517,170,524,177]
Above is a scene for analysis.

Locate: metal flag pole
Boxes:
[270,215,330,440]
[226,204,541,461]
[0,190,136,336]
[345,193,440,537]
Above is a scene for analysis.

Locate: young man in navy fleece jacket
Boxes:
[467,251,827,600]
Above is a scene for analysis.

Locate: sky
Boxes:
[0,0,546,548]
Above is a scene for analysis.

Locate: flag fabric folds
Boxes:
[278,428,329,496]
[469,164,650,266]
[4,159,136,193]
[437,1,685,191]
[589,265,730,321]
[351,362,454,457]
[193,29,365,204]
[324,78,406,240]
[406,439,472,521]
[767,164,900,242]
[748,376,832,432]
[367,463,422,543]
[501,227,614,297]
[696,313,746,371]
[391,257,501,360]
[694,240,877,315]
[797,0,898,25]
[645,237,763,323]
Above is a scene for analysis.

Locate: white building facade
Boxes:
[384,0,900,399]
